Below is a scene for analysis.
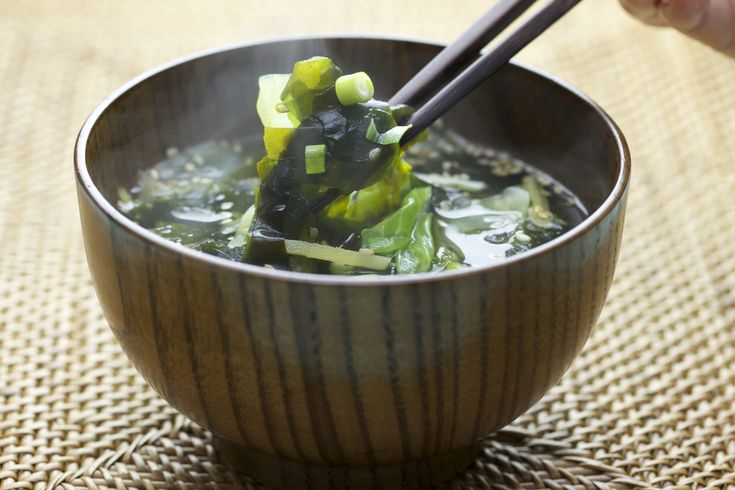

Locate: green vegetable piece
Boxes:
[256,74,294,129]
[432,218,465,263]
[256,155,278,181]
[482,186,530,213]
[444,261,465,271]
[257,74,296,159]
[117,187,134,212]
[282,57,338,96]
[263,127,294,159]
[414,172,488,192]
[365,118,379,142]
[304,144,326,174]
[284,239,391,271]
[322,158,412,231]
[288,255,318,273]
[395,213,435,274]
[527,206,561,230]
[227,205,255,249]
[365,118,413,145]
[521,175,561,229]
[329,263,357,275]
[335,72,374,106]
[246,57,413,267]
[361,187,431,255]
[281,56,342,123]
[522,175,550,212]
[447,214,514,234]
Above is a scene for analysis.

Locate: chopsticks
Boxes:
[311,0,582,214]
[389,0,538,108]
[397,0,584,145]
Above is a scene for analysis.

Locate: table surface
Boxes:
[2,1,735,488]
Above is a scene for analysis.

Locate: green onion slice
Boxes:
[305,144,326,174]
[365,119,412,146]
[335,72,374,106]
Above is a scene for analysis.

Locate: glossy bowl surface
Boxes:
[75,36,629,487]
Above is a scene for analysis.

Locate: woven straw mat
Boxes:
[2,0,735,488]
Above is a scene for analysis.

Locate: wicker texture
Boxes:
[1,0,734,489]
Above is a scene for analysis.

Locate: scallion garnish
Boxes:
[304,144,326,174]
[335,72,374,106]
[365,118,412,145]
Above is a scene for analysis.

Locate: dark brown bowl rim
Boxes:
[75,34,631,287]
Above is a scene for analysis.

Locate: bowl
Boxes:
[75,36,630,489]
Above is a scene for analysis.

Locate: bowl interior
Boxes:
[81,37,624,238]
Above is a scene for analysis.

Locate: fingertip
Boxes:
[659,0,708,30]
[619,0,667,25]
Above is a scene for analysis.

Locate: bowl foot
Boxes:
[213,437,480,489]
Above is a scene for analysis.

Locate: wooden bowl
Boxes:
[75,36,630,489]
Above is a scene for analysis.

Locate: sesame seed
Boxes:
[166,147,178,157]
[515,232,531,243]
[184,162,196,172]
[309,227,319,240]
[220,202,233,210]
[149,169,160,180]
[233,143,243,153]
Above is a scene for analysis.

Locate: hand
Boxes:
[619,0,735,56]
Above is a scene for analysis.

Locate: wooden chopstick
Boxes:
[399,0,584,145]
[390,0,538,108]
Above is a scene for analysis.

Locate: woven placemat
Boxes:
[2,1,734,488]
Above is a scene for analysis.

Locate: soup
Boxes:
[117,57,587,275]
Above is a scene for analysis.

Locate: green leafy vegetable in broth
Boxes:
[118,56,588,275]
[361,187,432,255]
